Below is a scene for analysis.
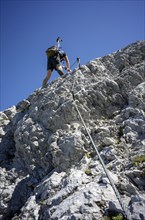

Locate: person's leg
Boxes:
[42,69,52,87]
[56,65,65,77]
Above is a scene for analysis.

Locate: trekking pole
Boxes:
[56,37,63,49]
[69,58,81,71]
[70,60,77,69]
[77,57,81,69]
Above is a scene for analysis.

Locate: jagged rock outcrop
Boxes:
[0,40,145,220]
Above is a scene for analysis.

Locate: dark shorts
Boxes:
[47,55,61,71]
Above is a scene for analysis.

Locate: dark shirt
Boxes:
[47,50,66,71]
[57,50,66,61]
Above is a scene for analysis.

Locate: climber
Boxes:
[42,46,71,88]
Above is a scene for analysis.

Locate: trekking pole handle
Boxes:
[77,57,81,68]
[77,57,80,62]
[56,37,63,43]
[56,37,63,49]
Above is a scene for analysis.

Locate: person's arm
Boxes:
[64,55,71,72]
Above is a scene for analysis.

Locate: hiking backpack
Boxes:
[46,46,58,57]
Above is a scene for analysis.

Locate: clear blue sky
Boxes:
[0,0,145,111]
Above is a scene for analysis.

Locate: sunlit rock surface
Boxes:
[0,40,145,220]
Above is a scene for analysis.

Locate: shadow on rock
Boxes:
[2,175,34,220]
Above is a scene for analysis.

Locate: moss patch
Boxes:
[133,155,145,165]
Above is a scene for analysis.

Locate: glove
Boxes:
[66,68,71,73]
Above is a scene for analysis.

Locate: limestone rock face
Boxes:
[0,40,145,220]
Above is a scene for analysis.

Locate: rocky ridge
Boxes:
[0,40,145,220]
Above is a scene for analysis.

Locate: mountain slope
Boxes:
[0,40,145,220]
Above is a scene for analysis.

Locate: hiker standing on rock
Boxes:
[42,39,71,88]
